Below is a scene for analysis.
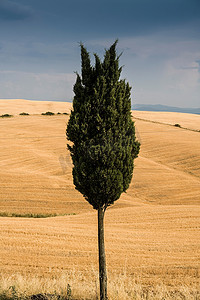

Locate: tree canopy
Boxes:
[66,40,140,210]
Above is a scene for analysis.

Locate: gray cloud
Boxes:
[196,60,200,72]
[180,67,199,70]
[55,0,199,38]
[0,41,79,74]
[2,0,198,39]
[0,0,34,21]
[0,70,75,100]
[0,0,199,108]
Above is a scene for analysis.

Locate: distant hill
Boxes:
[132,104,200,115]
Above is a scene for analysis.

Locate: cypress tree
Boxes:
[66,40,140,300]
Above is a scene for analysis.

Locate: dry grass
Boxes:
[132,110,200,131]
[1,206,199,287]
[0,99,200,298]
[0,272,199,299]
[0,99,72,116]
[0,102,199,214]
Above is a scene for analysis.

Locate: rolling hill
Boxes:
[0,99,199,292]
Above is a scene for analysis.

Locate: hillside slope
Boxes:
[0,100,199,287]
[132,110,200,131]
[0,99,72,115]
[0,101,200,215]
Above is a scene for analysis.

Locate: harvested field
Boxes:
[132,110,200,131]
[0,205,199,287]
[0,99,72,116]
[0,99,199,296]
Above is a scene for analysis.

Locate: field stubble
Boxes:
[0,100,200,299]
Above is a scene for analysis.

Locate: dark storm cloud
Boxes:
[1,0,199,41]
[96,0,199,36]
[0,0,33,21]
[23,0,200,38]
[1,0,199,106]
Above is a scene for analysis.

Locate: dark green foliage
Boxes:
[19,112,29,115]
[0,114,13,118]
[63,112,69,115]
[66,40,140,210]
[41,111,55,115]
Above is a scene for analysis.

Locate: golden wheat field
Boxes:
[0,99,200,299]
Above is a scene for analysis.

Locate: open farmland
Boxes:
[0,99,200,298]
[132,110,200,132]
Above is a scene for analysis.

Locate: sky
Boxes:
[0,0,200,108]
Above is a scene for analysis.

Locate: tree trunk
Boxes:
[98,207,108,300]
